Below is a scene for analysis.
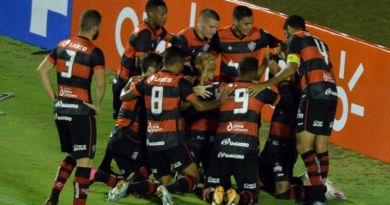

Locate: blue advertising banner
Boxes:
[0,0,72,49]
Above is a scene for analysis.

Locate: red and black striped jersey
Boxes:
[287,31,337,101]
[174,27,212,76]
[116,78,146,140]
[215,81,279,155]
[131,70,196,151]
[48,36,105,115]
[116,22,171,81]
[211,26,279,81]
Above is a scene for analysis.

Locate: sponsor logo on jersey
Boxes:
[220,138,249,147]
[323,72,335,83]
[217,152,245,159]
[147,75,173,83]
[248,41,256,51]
[146,139,165,146]
[226,122,249,133]
[147,123,163,133]
[59,87,78,99]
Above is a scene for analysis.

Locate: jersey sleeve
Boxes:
[134,30,153,57]
[257,88,280,106]
[210,32,221,54]
[259,29,280,48]
[132,78,146,96]
[47,46,58,64]
[90,48,105,71]
[179,78,196,101]
[173,35,192,56]
[287,35,302,55]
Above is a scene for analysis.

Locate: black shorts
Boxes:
[188,133,214,171]
[258,136,297,194]
[206,150,258,193]
[148,145,194,179]
[296,99,337,136]
[108,127,144,162]
[55,114,96,159]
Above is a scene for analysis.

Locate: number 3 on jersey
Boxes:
[151,86,163,114]
[234,88,249,114]
[61,49,76,78]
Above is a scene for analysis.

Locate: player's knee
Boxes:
[275,190,290,199]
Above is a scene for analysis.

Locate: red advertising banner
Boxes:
[71,0,390,163]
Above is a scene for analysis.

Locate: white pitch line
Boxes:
[348,63,364,91]
[351,103,365,117]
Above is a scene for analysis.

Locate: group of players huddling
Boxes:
[37,0,346,205]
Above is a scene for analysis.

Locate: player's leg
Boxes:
[202,152,230,205]
[164,145,199,194]
[45,116,76,205]
[296,99,328,203]
[71,115,96,205]
[233,153,258,205]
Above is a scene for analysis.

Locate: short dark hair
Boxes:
[285,15,306,30]
[141,53,163,73]
[199,9,220,21]
[233,5,253,21]
[163,46,185,67]
[238,57,258,76]
[145,0,167,11]
[80,9,101,31]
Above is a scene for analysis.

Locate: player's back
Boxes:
[288,31,337,101]
[216,81,279,154]
[50,36,103,103]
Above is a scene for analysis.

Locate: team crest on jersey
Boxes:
[248,41,256,51]
[62,40,71,47]
[202,44,210,51]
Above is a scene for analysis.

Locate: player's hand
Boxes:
[248,83,267,97]
[193,85,213,98]
[216,87,233,103]
[268,60,280,75]
[83,102,100,115]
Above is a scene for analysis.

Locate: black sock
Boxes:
[126,179,158,196]
[73,167,91,205]
[166,175,198,193]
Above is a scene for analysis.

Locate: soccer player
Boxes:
[37,9,105,205]
[112,0,173,119]
[203,57,281,205]
[111,46,230,205]
[248,15,338,205]
[93,53,163,189]
[174,8,220,76]
[211,5,279,82]
[185,52,219,178]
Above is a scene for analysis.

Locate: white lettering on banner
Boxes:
[334,51,365,131]
[220,138,249,148]
[189,2,197,27]
[115,7,139,56]
[30,0,68,37]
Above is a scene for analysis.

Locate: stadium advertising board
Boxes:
[0,0,73,49]
[70,0,390,163]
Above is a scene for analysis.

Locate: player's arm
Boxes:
[37,56,56,102]
[83,48,106,114]
[133,30,153,74]
[120,78,145,101]
[249,36,301,96]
